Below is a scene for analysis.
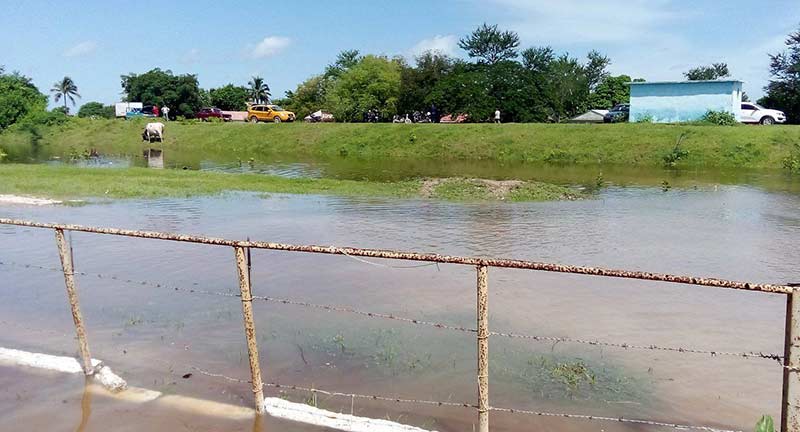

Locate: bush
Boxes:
[635,114,654,123]
[701,110,737,126]
[18,109,70,127]
[78,101,115,119]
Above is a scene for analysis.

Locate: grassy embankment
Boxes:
[0,164,584,202]
[2,118,799,168]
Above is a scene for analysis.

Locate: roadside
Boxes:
[2,119,800,170]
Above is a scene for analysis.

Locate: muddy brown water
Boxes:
[1,185,799,431]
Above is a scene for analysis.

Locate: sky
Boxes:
[1,0,798,109]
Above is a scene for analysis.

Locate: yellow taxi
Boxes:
[247,104,296,123]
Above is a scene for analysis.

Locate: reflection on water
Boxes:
[1,186,799,431]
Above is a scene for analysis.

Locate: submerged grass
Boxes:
[0,164,584,202]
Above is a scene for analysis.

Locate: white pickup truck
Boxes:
[740,103,786,125]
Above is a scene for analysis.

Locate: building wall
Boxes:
[629,81,742,123]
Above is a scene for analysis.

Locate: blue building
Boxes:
[628,80,743,123]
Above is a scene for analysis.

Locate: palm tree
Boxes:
[248,76,271,104]
[51,76,80,112]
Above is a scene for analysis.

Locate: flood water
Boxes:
[1,182,799,431]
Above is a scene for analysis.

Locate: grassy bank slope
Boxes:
[2,119,799,168]
[0,164,584,202]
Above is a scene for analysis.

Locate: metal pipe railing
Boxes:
[1,218,796,431]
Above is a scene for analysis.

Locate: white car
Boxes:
[740,103,786,125]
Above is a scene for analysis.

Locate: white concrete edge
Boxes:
[1,347,435,432]
[0,347,126,392]
[263,397,436,432]
[0,194,63,206]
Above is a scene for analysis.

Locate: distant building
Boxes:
[570,109,609,123]
[628,80,743,123]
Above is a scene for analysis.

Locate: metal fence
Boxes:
[0,217,796,432]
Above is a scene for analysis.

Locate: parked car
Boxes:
[124,108,155,120]
[247,104,296,123]
[196,107,232,122]
[740,103,786,125]
[603,104,629,123]
[439,113,469,123]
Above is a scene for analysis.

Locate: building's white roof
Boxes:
[627,80,743,85]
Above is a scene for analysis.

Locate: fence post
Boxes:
[782,290,800,432]
[54,228,94,375]
[476,264,489,432]
[234,246,265,414]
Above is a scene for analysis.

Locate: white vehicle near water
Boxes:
[740,103,786,125]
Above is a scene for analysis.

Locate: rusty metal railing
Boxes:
[0,218,796,432]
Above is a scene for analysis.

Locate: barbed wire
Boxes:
[0,259,785,362]
[186,364,741,432]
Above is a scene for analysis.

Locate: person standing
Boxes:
[494,109,501,124]
[162,106,170,121]
[153,105,160,118]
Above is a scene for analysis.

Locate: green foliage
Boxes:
[397,52,455,115]
[755,415,775,432]
[326,55,402,121]
[50,76,80,111]
[701,110,737,126]
[209,84,249,111]
[248,76,270,104]
[585,50,611,90]
[120,68,202,117]
[635,114,654,123]
[283,75,328,118]
[459,23,520,65]
[663,133,690,167]
[0,69,47,130]
[759,25,800,124]
[588,75,632,109]
[324,50,361,80]
[783,142,800,172]
[684,63,730,80]
[77,101,115,119]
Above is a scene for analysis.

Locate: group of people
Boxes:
[150,105,171,120]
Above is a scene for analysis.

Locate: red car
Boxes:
[195,107,232,121]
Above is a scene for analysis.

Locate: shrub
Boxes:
[663,132,690,167]
[701,110,737,126]
[78,101,115,119]
[755,415,775,432]
[635,114,654,123]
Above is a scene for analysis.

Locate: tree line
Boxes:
[0,23,799,129]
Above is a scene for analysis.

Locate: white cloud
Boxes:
[182,48,201,64]
[63,40,97,57]
[247,36,291,59]
[409,35,458,58]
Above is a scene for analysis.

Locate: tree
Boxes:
[759,25,800,124]
[684,63,730,80]
[459,23,520,65]
[77,101,115,118]
[521,46,555,73]
[51,76,80,114]
[283,75,328,118]
[0,68,47,129]
[248,76,271,104]
[325,55,402,121]
[542,54,590,122]
[324,50,361,79]
[585,50,611,90]
[397,51,455,115]
[121,68,203,117]
[588,75,632,108]
[209,84,249,111]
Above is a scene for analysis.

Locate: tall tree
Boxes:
[588,75,633,108]
[209,84,250,111]
[521,46,555,73]
[459,23,520,65]
[397,51,455,115]
[0,68,47,129]
[585,50,611,90]
[325,55,402,121]
[759,25,800,124]
[248,76,271,104]
[324,50,361,79]
[684,63,730,80]
[51,76,80,113]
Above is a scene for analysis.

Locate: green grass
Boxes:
[0,164,583,201]
[2,118,799,169]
